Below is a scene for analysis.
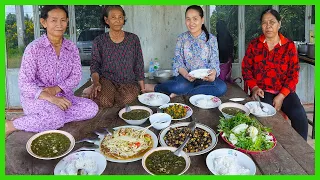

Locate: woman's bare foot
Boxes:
[169,93,178,98]
[144,84,156,93]
[6,120,18,138]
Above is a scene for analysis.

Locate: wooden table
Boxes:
[5,82,314,175]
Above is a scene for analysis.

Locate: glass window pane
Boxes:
[75,5,105,66]
[244,5,272,50]
[5,5,34,68]
[279,5,305,42]
[210,6,238,62]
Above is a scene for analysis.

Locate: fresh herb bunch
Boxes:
[218,113,274,151]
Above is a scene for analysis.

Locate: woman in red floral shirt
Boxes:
[242,8,308,140]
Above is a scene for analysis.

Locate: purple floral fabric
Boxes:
[13,34,98,132]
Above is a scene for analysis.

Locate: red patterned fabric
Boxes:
[242,33,299,97]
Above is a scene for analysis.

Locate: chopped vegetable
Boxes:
[218,114,274,151]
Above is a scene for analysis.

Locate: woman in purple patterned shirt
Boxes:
[5,6,98,137]
[83,5,145,108]
[145,5,227,98]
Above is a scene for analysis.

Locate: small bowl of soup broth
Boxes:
[218,102,250,119]
[119,106,153,125]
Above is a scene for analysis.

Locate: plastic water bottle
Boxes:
[154,58,160,74]
[149,59,154,79]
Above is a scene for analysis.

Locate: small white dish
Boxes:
[54,151,107,175]
[138,92,170,107]
[229,98,245,102]
[189,69,211,79]
[206,148,256,175]
[245,101,276,117]
[218,102,250,119]
[189,94,222,109]
[118,106,153,125]
[149,113,172,130]
[159,103,193,120]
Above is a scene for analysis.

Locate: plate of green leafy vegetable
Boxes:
[217,113,276,154]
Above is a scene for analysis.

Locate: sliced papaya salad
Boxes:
[218,113,275,152]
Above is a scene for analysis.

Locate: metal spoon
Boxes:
[125,104,132,112]
[256,96,269,113]
[156,107,163,113]
[76,137,100,143]
[173,121,196,156]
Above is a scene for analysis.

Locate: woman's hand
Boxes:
[203,69,216,82]
[251,86,264,100]
[90,82,101,99]
[43,86,61,96]
[184,74,196,82]
[49,96,72,111]
[273,93,285,111]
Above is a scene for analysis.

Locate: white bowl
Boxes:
[119,106,153,125]
[218,102,250,119]
[149,113,172,130]
[142,146,190,175]
[206,148,256,175]
[26,130,75,160]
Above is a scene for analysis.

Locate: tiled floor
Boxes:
[5,104,315,149]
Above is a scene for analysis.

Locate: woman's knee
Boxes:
[85,99,99,119]
[213,79,227,96]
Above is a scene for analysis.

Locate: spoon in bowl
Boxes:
[256,96,269,113]
[125,104,132,112]
[173,121,196,156]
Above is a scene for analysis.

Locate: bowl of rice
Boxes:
[206,148,256,175]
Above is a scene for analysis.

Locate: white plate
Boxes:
[206,148,256,175]
[229,98,245,102]
[159,103,193,120]
[54,151,107,175]
[189,69,211,79]
[189,94,222,109]
[26,130,75,160]
[159,122,218,156]
[138,92,170,107]
[98,125,158,163]
[245,101,276,117]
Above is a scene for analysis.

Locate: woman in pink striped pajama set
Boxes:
[5,6,98,137]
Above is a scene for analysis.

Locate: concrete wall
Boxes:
[123,6,189,71]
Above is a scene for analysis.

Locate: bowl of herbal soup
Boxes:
[26,130,75,160]
[119,106,153,125]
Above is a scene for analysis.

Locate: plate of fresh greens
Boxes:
[217,114,276,154]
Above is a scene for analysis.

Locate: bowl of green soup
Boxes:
[26,130,75,160]
[218,102,250,119]
[142,146,190,175]
[119,106,153,125]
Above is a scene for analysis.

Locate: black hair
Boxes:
[260,8,281,23]
[40,5,68,20]
[186,5,209,42]
[101,5,126,28]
